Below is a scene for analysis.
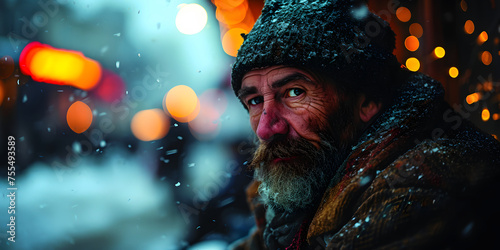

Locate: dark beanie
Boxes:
[231,0,401,100]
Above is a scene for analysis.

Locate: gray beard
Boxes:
[254,165,329,212]
[252,134,347,213]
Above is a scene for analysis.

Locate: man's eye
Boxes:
[248,96,263,106]
[286,88,305,97]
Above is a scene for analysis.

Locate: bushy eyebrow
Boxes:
[238,73,313,101]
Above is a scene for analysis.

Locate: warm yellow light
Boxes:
[478,31,488,44]
[405,57,420,72]
[434,47,446,58]
[464,20,474,34]
[404,36,420,52]
[466,92,482,105]
[67,101,93,134]
[449,67,459,78]
[222,28,248,57]
[175,4,208,35]
[481,51,492,65]
[409,23,423,38]
[461,0,468,12]
[492,113,499,121]
[482,108,490,121]
[396,7,411,22]
[19,42,101,90]
[165,85,199,122]
[131,109,170,141]
[493,134,498,140]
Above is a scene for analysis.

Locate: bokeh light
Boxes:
[405,57,420,72]
[449,67,459,78]
[493,113,500,121]
[199,89,228,114]
[404,36,420,51]
[482,108,490,121]
[189,104,221,141]
[481,51,492,65]
[67,101,93,134]
[464,20,475,34]
[216,1,248,25]
[165,85,199,122]
[213,0,244,9]
[92,69,126,103]
[409,23,423,38]
[466,92,482,104]
[461,0,468,12]
[175,4,208,35]
[20,42,102,90]
[222,28,248,57]
[483,81,493,91]
[163,93,201,123]
[186,89,229,140]
[433,47,446,58]
[477,31,488,44]
[131,109,170,141]
[396,7,411,22]
[0,56,15,79]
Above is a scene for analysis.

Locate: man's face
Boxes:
[239,65,359,212]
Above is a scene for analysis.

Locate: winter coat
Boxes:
[231,73,500,249]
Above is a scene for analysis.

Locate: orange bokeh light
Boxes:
[165,85,199,122]
[19,42,102,90]
[405,57,420,72]
[466,92,482,105]
[461,0,468,12]
[131,109,170,141]
[477,31,488,45]
[409,23,423,38]
[464,20,474,34]
[66,101,93,134]
[433,47,446,58]
[396,7,411,22]
[404,36,420,52]
[216,0,248,25]
[222,28,248,57]
[482,108,490,121]
[481,51,492,65]
[212,0,245,10]
[449,67,459,78]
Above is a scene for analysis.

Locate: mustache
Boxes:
[249,133,336,170]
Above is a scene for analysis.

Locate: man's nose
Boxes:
[255,103,289,141]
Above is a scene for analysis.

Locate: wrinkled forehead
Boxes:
[241,65,317,87]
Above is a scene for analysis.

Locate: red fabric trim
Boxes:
[286,219,311,250]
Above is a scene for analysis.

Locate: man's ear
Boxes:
[358,96,382,123]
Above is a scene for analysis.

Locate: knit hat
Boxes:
[231,0,401,101]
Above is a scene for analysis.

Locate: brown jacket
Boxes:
[231,73,500,249]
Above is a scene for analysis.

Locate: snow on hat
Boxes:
[231,0,401,100]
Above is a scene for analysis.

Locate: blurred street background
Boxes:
[0,0,499,249]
